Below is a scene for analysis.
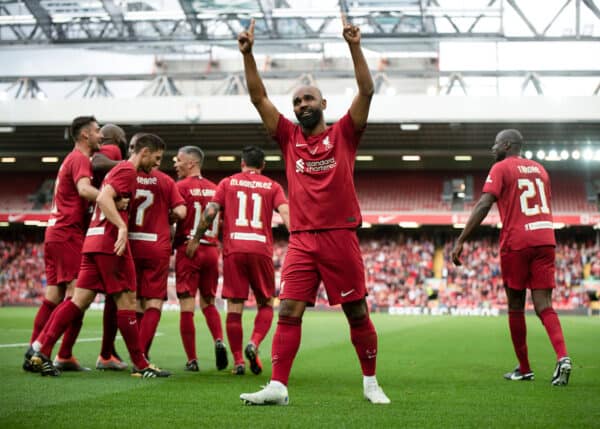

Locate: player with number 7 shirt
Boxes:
[174,145,228,372]
[451,129,572,386]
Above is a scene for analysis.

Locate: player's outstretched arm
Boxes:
[342,13,374,130]
[451,193,496,266]
[186,202,221,258]
[92,153,120,174]
[238,19,280,135]
[96,184,128,256]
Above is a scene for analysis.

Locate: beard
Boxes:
[494,151,506,162]
[296,108,323,130]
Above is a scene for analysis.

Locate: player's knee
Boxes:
[279,299,305,318]
[45,285,65,304]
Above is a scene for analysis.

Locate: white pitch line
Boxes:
[0,332,163,349]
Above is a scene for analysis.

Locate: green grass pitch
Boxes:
[0,308,599,428]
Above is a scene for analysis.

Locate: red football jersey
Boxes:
[82,161,137,255]
[92,144,122,188]
[129,169,184,259]
[483,156,556,251]
[174,175,219,247]
[45,149,93,243]
[214,170,287,257]
[274,112,363,232]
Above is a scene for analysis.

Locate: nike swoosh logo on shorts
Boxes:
[341,289,355,297]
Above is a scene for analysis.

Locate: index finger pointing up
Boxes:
[341,12,347,27]
[248,18,255,35]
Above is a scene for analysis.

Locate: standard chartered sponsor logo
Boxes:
[295,157,336,174]
[296,157,337,173]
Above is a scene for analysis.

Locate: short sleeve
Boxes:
[213,178,228,207]
[336,111,366,149]
[71,154,93,186]
[274,114,295,149]
[105,166,136,197]
[482,163,504,198]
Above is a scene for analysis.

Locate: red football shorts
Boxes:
[175,244,219,298]
[134,255,170,300]
[44,238,83,286]
[280,229,367,306]
[77,253,136,295]
[222,253,275,302]
[500,246,556,290]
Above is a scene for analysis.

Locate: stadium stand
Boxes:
[2,237,596,310]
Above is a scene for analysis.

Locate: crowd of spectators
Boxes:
[1,237,598,310]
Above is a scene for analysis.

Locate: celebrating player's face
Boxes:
[174,152,193,178]
[141,149,163,173]
[86,122,103,152]
[293,87,324,130]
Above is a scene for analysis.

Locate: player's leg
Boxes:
[31,286,96,376]
[96,296,127,370]
[54,279,90,371]
[29,241,67,345]
[137,256,169,358]
[245,298,273,376]
[240,298,305,406]
[317,229,389,404]
[342,298,390,404]
[503,286,533,380]
[240,233,316,405]
[97,253,168,378]
[245,254,276,375]
[501,248,533,381]
[113,290,147,370]
[529,246,571,386]
[176,248,200,370]
[178,294,198,370]
[198,246,227,370]
[227,299,245,374]
[29,284,64,344]
[24,284,66,372]
[139,298,163,357]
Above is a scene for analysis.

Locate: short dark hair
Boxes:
[242,146,265,169]
[178,145,204,166]
[70,116,97,142]
[131,133,166,153]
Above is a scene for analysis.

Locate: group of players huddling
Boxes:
[20,15,571,406]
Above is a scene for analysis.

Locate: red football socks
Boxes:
[226,312,244,364]
[539,307,568,359]
[30,299,57,344]
[348,315,377,377]
[271,315,302,385]
[40,299,81,357]
[508,309,531,373]
[100,298,118,359]
[250,305,273,348]
[139,307,161,356]
[202,304,223,342]
[180,311,196,362]
[117,309,148,370]
[57,299,83,359]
